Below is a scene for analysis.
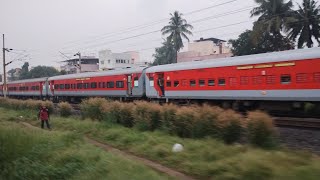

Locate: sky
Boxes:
[0,0,305,72]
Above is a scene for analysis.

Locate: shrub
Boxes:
[160,104,178,133]
[217,110,244,144]
[80,98,108,121]
[58,102,73,117]
[132,101,161,131]
[102,101,135,127]
[193,105,223,138]
[172,106,198,138]
[247,111,277,148]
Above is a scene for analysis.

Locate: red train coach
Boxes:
[5,78,49,98]
[48,67,147,102]
[146,47,320,107]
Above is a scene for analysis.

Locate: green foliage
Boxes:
[217,110,244,144]
[132,101,161,131]
[161,11,193,63]
[2,108,320,179]
[80,98,107,121]
[0,121,169,180]
[251,0,294,35]
[286,0,320,48]
[58,102,73,117]
[0,97,53,112]
[229,30,294,56]
[247,111,278,148]
[152,40,176,65]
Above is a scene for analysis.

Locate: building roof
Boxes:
[146,47,320,73]
[195,37,226,43]
[49,67,147,81]
[61,57,98,63]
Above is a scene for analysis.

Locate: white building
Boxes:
[177,37,232,63]
[99,50,141,71]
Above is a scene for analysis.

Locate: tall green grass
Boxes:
[11,107,319,180]
[0,121,172,180]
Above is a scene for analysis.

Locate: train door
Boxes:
[156,73,165,96]
[127,75,132,96]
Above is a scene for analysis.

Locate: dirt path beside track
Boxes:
[20,122,195,180]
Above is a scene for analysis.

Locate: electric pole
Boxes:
[2,34,13,98]
[2,34,7,98]
[74,52,81,73]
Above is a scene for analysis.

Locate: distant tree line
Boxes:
[7,62,65,81]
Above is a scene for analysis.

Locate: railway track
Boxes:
[273,117,320,129]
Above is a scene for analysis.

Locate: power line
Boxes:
[61,0,239,48]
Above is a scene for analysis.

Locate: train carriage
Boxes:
[146,47,320,103]
[48,67,147,101]
[6,77,49,98]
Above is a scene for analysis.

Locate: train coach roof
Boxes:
[6,77,48,84]
[48,67,147,81]
[146,47,320,73]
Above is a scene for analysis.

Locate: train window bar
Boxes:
[208,79,215,86]
[190,80,196,87]
[218,78,226,86]
[281,75,291,84]
[199,79,206,87]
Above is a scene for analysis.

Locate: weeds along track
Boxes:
[20,121,195,180]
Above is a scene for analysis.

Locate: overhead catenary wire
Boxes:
[61,0,239,48]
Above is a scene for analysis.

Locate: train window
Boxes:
[77,83,83,89]
[181,79,188,86]
[54,84,59,89]
[314,73,320,82]
[14,87,17,91]
[252,76,263,85]
[281,75,291,84]
[199,80,206,87]
[134,77,139,87]
[91,82,97,89]
[84,83,89,89]
[98,82,102,88]
[70,84,74,89]
[166,81,171,87]
[149,77,154,87]
[190,80,196,87]
[36,86,40,90]
[229,77,237,86]
[107,81,114,88]
[218,78,226,86]
[59,84,64,89]
[65,84,70,89]
[266,75,276,84]
[208,79,215,86]
[26,87,29,91]
[31,86,35,90]
[116,81,124,88]
[102,82,106,88]
[296,73,309,83]
[174,80,180,87]
[240,76,249,85]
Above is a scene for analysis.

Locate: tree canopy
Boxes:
[229,30,294,56]
[286,0,320,48]
[161,11,193,63]
[152,40,176,65]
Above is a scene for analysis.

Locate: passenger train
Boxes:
[1,47,320,110]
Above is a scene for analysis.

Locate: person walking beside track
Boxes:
[38,105,51,130]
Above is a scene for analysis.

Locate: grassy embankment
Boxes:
[0,111,173,179]
[1,104,320,180]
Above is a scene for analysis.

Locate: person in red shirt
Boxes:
[38,105,51,129]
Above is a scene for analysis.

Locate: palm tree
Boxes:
[161,11,193,63]
[251,0,294,35]
[286,0,320,48]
